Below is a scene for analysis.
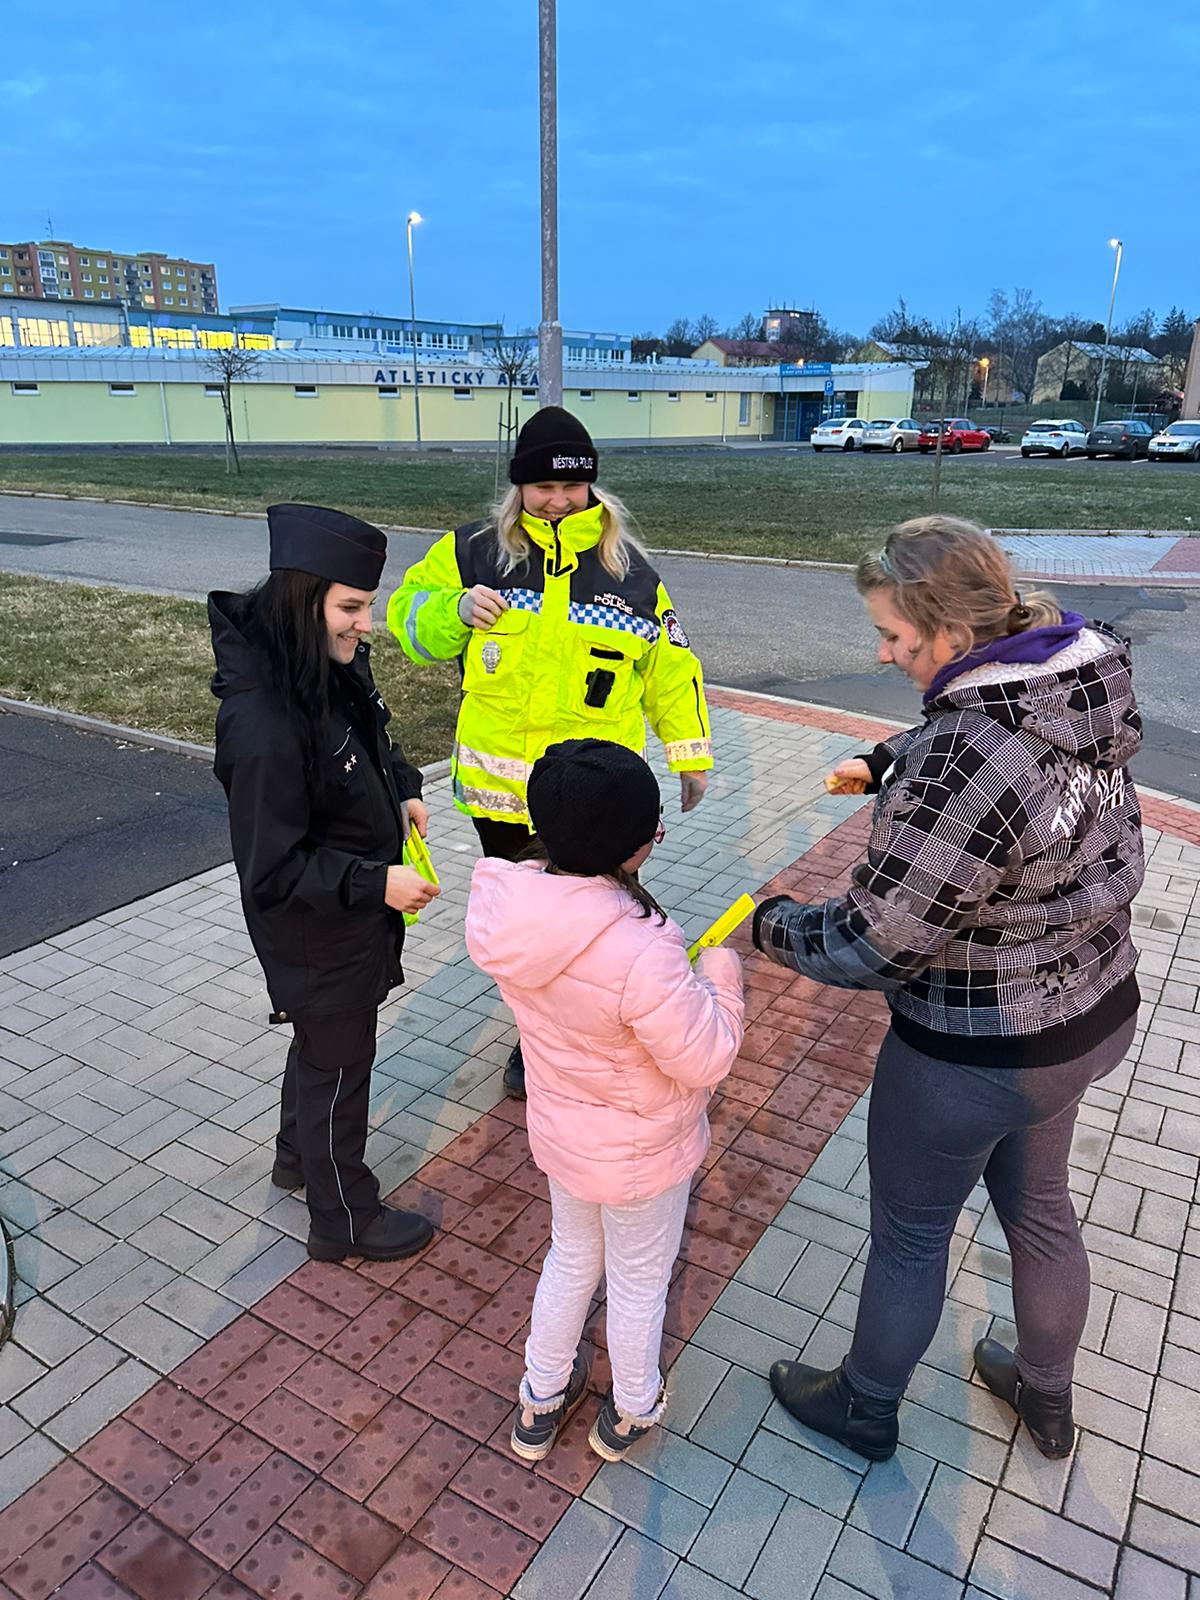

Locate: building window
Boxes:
[2,284,12,294]
[627,391,640,401]
[378,386,399,397]
[84,290,95,298]
[164,296,174,305]
[294,385,318,397]
[79,256,90,265]
[202,384,224,396]
[521,387,537,399]
[99,274,108,284]
[739,393,751,426]
[578,389,593,400]
[611,349,626,362]
[11,382,39,396]
[705,391,717,401]
[0,266,9,277]
[96,259,107,268]
[58,254,70,266]
[667,391,680,402]
[80,272,92,282]
[453,387,473,399]
[0,248,7,258]
[109,383,136,395]
[144,296,155,306]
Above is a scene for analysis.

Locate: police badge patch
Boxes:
[663,609,690,648]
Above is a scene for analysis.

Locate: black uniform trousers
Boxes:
[277,1007,381,1245]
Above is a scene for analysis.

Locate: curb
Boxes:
[0,696,453,782]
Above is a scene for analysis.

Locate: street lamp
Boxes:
[406,210,423,445]
[1093,238,1124,429]
[979,357,990,409]
[537,0,563,406]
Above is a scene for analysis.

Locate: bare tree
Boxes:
[663,318,694,357]
[484,333,538,451]
[924,311,983,506]
[986,288,1052,405]
[692,312,719,345]
[728,311,762,341]
[203,342,261,474]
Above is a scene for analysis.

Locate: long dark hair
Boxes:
[248,569,333,780]
[525,841,666,923]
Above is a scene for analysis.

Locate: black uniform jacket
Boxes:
[208,591,422,1021]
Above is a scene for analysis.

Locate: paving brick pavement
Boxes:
[1,692,1198,1598]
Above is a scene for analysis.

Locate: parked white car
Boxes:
[860,418,923,453]
[1020,419,1089,458]
[1149,420,1200,462]
[811,418,867,451]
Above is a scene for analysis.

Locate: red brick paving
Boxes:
[17,683,1196,1595]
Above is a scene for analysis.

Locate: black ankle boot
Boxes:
[974,1338,1075,1459]
[769,1359,899,1462]
[503,1043,526,1101]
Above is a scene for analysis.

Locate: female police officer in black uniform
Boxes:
[209,503,437,1263]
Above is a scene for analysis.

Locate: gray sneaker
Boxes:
[587,1386,665,1461]
[510,1353,590,1462]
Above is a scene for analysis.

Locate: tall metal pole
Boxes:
[406,211,423,445]
[1093,239,1123,429]
[538,0,563,407]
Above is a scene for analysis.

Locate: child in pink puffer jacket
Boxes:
[465,739,745,1464]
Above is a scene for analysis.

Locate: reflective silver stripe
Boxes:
[455,742,532,783]
[664,738,713,764]
[329,1067,355,1245]
[457,782,529,816]
[405,590,439,663]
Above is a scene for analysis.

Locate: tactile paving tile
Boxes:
[409,1491,536,1591]
[95,1514,218,1600]
[282,1353,391,1431]
[190,1453,312,1571]
[323,1400,432,1504]
[449,1446,571,1539]
[279,1480,401,1583]
[125,1385,229,1463]
[76,1422,186,1511]
[233,1527,358,1600]
[366,1423,475,1533]
[152,1428,275,1539]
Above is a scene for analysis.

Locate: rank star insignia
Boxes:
[344,755,357,773]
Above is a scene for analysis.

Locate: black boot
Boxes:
[271,1159,304,1191]
[503,1042,526,1101]
[308,1205,434,1264]
[974,1338,1075,1459]
[769,1359,899,1462]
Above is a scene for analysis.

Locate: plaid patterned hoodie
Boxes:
[754,623,1144,1066]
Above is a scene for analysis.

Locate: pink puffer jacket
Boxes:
[466,859,745,1205]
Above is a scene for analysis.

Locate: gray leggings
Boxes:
[845,1015,1137,1401]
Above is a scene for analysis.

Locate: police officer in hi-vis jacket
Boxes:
[389,407,714,1099]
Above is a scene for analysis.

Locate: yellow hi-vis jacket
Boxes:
[387,501,713,826]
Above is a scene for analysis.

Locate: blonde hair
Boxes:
[484,484,646,581]
[856,515,1062,657]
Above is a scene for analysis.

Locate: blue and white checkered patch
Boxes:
[499,587,543,613]
[568,603,660,643]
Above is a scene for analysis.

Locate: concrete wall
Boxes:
[0,378,780,447]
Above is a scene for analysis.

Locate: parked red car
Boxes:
[917,418,991,454]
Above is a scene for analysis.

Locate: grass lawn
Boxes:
[0,449,1195,563]
[0,572,461,763]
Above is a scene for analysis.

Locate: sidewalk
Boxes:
[0,691,1197,1600]
[996,533,1200,586]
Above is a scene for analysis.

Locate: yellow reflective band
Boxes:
[455,743,532,783]
[664,738,713,764]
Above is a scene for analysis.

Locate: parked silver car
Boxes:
[1149,420,1200,462]
[860,418,922,453]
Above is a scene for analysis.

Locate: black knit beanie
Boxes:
[527,740,660,876]
[509,406,599,485]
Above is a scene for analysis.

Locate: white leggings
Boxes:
[525,1176,692,1419]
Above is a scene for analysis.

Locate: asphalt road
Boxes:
[0,712,230,957]
[1,495,1198,952]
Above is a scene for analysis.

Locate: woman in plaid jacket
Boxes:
[755,515,1144,1464]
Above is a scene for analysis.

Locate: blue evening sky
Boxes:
[6,1,1197,336]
